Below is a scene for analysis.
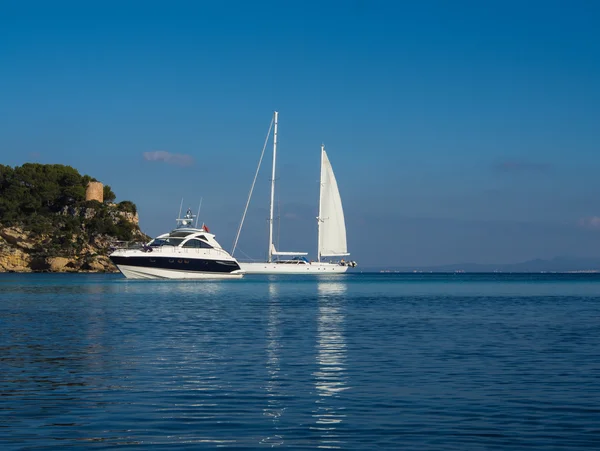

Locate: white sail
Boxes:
[318,147,349,258]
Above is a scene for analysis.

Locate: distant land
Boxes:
[363,256,600,273]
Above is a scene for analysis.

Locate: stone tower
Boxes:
[86,181,104,203]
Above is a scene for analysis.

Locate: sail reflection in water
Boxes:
[261,283,285,447]
[312,279,349,448]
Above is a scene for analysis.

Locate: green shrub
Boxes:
[117,200,137,214]
[0,163,141,248]
[103,185,116,203]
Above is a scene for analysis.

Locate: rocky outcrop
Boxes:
[0,228,121,273]
[115,210,139,226]
[59,205,141,228]
[0,244,32,272]
[0,227,39,250]
[0,206,146,273]
[81,255,114,272]
[0,163,146,272]
[47,257,73,272]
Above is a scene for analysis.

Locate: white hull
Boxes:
[116,264,244,280]
[240,262,349,275]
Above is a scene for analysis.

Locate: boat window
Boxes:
[170,231,194,238]
[150,237,184,247]
[182,239,213,249]
[183,239,201,248]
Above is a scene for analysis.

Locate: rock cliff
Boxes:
[0,205,147,273]
[0,163,148,273]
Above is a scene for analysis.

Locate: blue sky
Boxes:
[1,0,600,267]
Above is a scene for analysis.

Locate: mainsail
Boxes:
[318,147,349,259]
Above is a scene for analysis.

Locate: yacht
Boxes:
[232,111,357,274]
[109,208,244,279]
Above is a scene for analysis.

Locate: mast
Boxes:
[317,144,325,262]
[268,111,278,262]
[231,115,274,256]
[194,198,203,228]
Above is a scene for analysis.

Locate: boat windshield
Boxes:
[170,231,195,238]
[182,239,213,249]
[149,238,185,247]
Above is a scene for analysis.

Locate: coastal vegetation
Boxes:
[0,163,146,272]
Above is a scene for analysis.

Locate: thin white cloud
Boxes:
[143,151,194,167]
[578,216,600,230]
[492,159,551,173]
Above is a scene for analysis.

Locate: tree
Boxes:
[0,163,140,247]
[103,185,116,203]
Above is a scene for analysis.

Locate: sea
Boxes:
[1,272,599,450]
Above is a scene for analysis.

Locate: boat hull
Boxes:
[114,264,244,280]
[110,254,244,280]
[240,262,349,275]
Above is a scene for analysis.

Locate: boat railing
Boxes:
[111,241,147,250]
[121,244,234,258]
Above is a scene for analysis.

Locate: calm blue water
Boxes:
[1,273,599,450]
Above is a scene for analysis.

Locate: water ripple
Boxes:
[1,273,600,449]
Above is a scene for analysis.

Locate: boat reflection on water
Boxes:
[261,283,285,447]
[312,279,349,448]
[119,280,225,297]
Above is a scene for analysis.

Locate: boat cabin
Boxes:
[147,228,222,250]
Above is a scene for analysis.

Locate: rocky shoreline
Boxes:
[0,164,147,273]
[0,226,120,273]
[0,204,147,273]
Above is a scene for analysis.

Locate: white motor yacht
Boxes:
[110,208,244,279]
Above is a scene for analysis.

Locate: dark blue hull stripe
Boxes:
[110,256,241,273]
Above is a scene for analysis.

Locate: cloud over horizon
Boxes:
[143,151,194,167]
[578,216,600,230]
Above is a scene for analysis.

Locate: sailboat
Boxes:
[234,111,357,274]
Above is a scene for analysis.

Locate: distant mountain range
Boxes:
[364,256,600,273]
